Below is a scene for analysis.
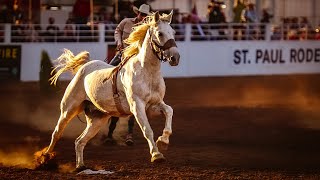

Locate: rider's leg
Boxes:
[125,115,135,146]
[109,53,121,66]
[107,116,119,138]
[128,115,134,134]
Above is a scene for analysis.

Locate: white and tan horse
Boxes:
[36,11,180,171]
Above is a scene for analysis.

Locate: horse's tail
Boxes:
[50,49,90,85]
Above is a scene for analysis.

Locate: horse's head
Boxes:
[149,11,180,66]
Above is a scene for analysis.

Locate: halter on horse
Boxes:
[35,11,180,171]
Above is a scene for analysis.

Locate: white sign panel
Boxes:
[18,41,320,81]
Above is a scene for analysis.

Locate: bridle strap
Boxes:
[150,40,164,61]
[153,39,177,51]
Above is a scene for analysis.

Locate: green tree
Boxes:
[39,50,57,94]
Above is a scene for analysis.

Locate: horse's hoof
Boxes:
[34,155,58,170]
[151,153,166,163]
[74,165,89,173]
[34,150,58,170]
[156,140,169,151]
[103,137,117,146]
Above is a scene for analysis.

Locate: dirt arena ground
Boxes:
[1,74,320,179]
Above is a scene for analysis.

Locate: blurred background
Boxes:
[0,0,319,81]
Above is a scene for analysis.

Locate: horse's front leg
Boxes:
[155,101,173,151]
[131,99,165,163]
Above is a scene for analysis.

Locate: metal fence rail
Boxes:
[0,22,318,43]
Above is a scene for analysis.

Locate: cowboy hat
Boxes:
[133,4,151,15]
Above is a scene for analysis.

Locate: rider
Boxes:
[105,4,152,146]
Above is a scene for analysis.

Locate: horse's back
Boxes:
[82,60,113,73]
[81,60,116,83]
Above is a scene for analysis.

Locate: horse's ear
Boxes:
[154,11,160,23]
[162,10,173,24]
[167,10,173,24]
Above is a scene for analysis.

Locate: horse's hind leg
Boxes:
[35,99,83,169]
[45,78,86,154]
[155,102,173,151]
[34,74,86,169]
[75,110,109,170]
[45,100,83,154]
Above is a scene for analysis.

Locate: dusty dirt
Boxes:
[1,74,320,179]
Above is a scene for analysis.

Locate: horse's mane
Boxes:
[123,12,172,58]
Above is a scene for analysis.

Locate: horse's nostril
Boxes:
[169,54,179,66]
[176,54,180,62]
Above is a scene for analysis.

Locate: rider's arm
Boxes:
[114,19,127,50]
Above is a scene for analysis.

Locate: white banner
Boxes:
[19,41,320,81]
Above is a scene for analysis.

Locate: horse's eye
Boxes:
[158,32,163,37]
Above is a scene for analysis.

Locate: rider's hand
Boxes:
[116,42,123,51]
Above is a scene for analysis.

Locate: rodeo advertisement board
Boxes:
[0,45,21,80]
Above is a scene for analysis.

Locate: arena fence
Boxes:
[0,22,319,44]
